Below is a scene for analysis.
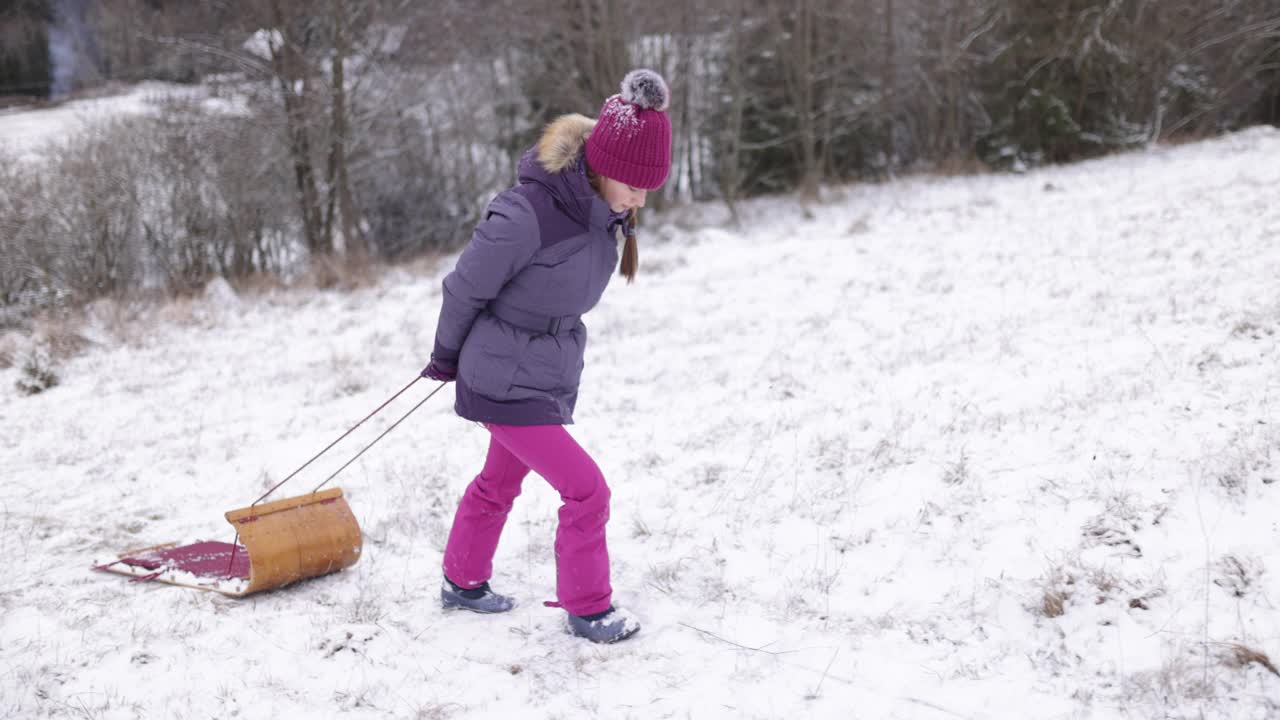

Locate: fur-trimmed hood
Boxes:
[535,114,596,175]
[517,113,621,233]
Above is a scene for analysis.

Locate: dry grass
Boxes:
[1039,568,1076,618]
[1036,562,1162,617]
[299,251,381,293]
[83,297,148,346]
[0,249,416,371]
[33,314,92,362]
[227,270,293,298]
[931,150,994,177]
[1041,588,1070,618]
[846,213,871,235]
[153,296,204,328]
[1086,567,1122,604]
[395,249,452,278]
[1230,319,1275,340]
[1212,554,1262,599]
[630,516,652,539]
[1223,643,1280,677]
[645,559,686,595]
[941,449,970,486]
[0,332,19,370]
[1144,653,1217,702]
[1156,129,1225,148]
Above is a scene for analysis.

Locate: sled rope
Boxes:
[249,375,427,507]
[226,375,444,576]
[310,382,445,494]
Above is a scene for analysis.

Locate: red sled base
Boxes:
[95,541,253,596]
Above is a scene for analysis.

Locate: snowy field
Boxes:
[2,127,1279,719]
[0,83,205,161]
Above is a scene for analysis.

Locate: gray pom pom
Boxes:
[620,69,670,112]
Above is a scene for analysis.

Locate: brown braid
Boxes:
[620,209,638,284]
[587,169,639,284]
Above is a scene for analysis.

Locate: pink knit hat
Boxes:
[586,69,672,190]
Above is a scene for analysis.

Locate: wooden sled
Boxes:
[95,488,362,597]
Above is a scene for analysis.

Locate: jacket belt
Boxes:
[488,299,580,336]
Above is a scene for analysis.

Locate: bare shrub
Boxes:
[0,95,298,327]
[0,150,61,321]
[1,51,500,327]
[139,95,295,289]
[41,120,148,299]
[354,65,510,260]
[1,121,161,323]
[15,348,59,395]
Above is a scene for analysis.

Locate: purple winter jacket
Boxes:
[431,114,624,425]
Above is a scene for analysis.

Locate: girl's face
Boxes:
[598,176,647,213]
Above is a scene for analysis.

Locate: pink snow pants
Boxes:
[442,423,612,616]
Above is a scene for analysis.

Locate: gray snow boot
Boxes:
[566,606,641,644]
[441,577,515,614]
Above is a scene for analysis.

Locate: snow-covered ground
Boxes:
[0,82,216,160]
[2,127,1279,719]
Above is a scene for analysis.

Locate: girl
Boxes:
[422,69,671,644]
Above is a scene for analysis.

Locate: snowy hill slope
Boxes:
[2,127,1279,719]
[0,82,202,160]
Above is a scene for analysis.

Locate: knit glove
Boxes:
[421,357,457,382]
